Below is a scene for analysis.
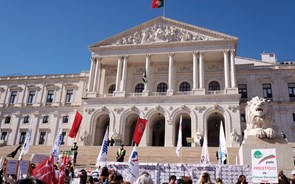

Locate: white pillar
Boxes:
[224,50,230,88]
[120,55,128,91]
[93,57,101,92]
[168,53,174,94]
[199,52,205,89]
[193,52,199,90]
[115,56,123,91]
[144,54,151,92]
[87,57,96,92]
[230,49,237,88]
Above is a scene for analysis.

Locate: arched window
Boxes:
[157,83,168,92]
[209,81,220,91]
[179,82,191,91]
[108,84,116,93]
[135,83,144,93]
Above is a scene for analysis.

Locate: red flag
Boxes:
[132,118,148,145]
[58,154,67,184]
[32,156,56,184]
[68,112,83,138]
[152,0,164,8]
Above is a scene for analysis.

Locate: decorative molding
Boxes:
[113,107,124,114]
[228,105,239,112]
[85,108,95,115]
[194,106,206,113]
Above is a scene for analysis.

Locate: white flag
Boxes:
[176,116,182,157]
[50,128,63,163]
[126,145,139,183]
[18,121,33,160]
[200,131,210,164]
[95,127,109,167]
[218,121,227,165]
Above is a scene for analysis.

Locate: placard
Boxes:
[6,160,18,175]
[18,160,30,178]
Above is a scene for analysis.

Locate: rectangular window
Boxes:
[293,113,295,122]
[288,83,295,101]
[1,132,7,141]
[42,115,49,123]
[19,132,26,144]
[61,132,66,145]
[62,116,69,123]
[9,91,17,104]
[262,83,272,99]
[27,90,36,104]
[46,90,54,103]
[39,132,46,145]
[238,84,248,99]
[23,115,30,123]
[5,116,11,124]
[241,114,246,122]
[65,89,73,103]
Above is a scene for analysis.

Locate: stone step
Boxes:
[0,145,239,169]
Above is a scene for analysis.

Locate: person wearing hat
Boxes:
[116,144,126,162]
[290,170,295,184]
[71,142,78,165]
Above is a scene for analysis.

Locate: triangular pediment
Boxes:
[90,16,237,48]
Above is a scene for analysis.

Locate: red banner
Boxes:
[132,118,148,145]
[58,154,67,184]
[32,156,56,184]
[68,112,83,138]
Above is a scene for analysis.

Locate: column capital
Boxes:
[168,52,174,57]
[146,54,151,59]
[192,51,199,56]
[199,51,204,56]
[230,49,236,55]
[223,49,230,54]
[124,55,129,60]
[118,55,124,60]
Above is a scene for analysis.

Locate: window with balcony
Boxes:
[19,132,26,144]
[23,115,30,123]
[238,84,248,99]
[1,132,7,141]
[46,90,54,103]
[9,91,17,104]
[157,82,168,92]
[62,116,69,123]
[39,132,46,145]
[209,81,220,91]
[27,90,36,104]
[42,115,49,123]
[65,89,73,103]
[288,83,295,101]
[5,116,11,124]
[108,84,116,93]
[135,83,144,93]
[262,83,272,99]
[179,82,191,92]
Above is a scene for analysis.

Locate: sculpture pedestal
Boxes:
[238,136,293,174]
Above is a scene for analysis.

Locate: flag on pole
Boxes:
[152,0,164,8]
[32,156,57,184]
[176,116,182,157]
[126,145,139,183]
[68,111,83,138]
[95,127,109,167]
[142,69,148,84]
[200,131,210,164]
[58,153,67,184]
[218,121,227,165]
[18,121,33,160]
[51,128,63,163]
[7,145,22,158]
[133,118,148,145]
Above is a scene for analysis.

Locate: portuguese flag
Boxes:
[152,0,164,8]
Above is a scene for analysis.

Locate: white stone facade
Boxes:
[0,17,294,148]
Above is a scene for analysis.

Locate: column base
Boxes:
[113,91,126,97]
[86,92,97,98]
[142,90,149,96]
[192,88,205,95]
[167,89,174,96]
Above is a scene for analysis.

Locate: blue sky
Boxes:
[0,0,294,76]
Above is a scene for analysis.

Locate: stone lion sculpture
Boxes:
[244,96,275,139]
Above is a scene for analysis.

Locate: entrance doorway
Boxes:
[93,114,109,146]
[207,112,225,147]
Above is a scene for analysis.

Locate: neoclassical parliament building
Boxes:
[0,17,295,148]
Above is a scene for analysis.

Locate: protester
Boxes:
[215,178,223,184]
[99,166,109,183]
[116,144,126,162]
[135,171,154,184]
[290,170,295,184]
[87,176,94,184]
[15,178,45,184]
[278,170,289,184]
[169,175,176,184]
[79,169,88,184]
[197,171,213,184]
[181,176,192,184]
[71,142,79,165]
[236,175,248,184]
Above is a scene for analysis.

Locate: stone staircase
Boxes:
[0,145,239,169]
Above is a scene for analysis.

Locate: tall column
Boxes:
[87,56,96,92]
[93,56,101,92]
[224,50,230,88]
[143,54,151,93]
[120,55,128,91]
[115,55,123,91]
[199,52,205,89]
[230,49,237,88]
[168,53,174,95]
[193,52,199,90]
